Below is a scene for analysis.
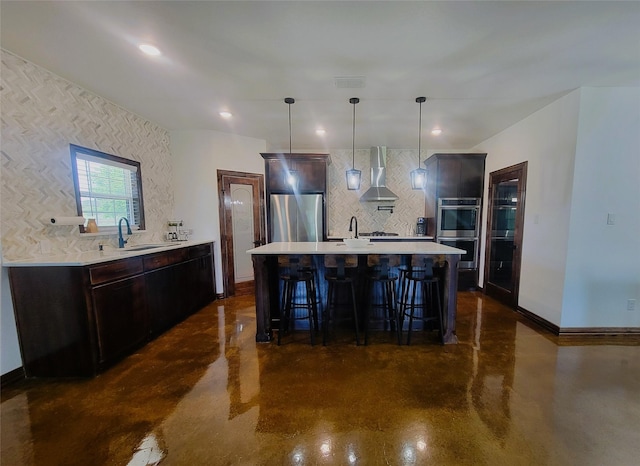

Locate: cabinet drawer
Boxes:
[90,258,144,285]
[143,248,189,271]
[189,243,212,259]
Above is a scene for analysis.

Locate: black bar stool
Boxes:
[364,254,401,345]
[397,255,444,345]
[323,255,360,346]
[277,255,319,345]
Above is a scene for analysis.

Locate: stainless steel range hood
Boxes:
[360,146,399,202]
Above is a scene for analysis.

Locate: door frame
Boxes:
[483,161,527,307]
[217,170,265,298]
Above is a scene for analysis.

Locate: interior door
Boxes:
[230,183,256,283]
[484,162,527,307]
[218,170,265,297]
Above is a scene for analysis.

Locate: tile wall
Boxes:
[326,148,427,236]
[1,50,174,260]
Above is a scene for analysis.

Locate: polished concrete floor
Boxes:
[2,292,639,465]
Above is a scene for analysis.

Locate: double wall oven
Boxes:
[436,198,481,269]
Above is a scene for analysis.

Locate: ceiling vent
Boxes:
[334,76,366,89]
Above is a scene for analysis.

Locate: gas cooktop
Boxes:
[359,231,399,237]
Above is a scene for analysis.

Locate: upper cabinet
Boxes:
[426,153,487,199]
[424,153,487,234]
[261,153,330,194]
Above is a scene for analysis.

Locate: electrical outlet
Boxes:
[627,299,636,311]
[607,213,616,225]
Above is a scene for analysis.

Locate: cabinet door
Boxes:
[185,255,215,314]
[91,275,148,365]
[458,158,485,198]
[266,158,326,193]
[146,261,191,335]
[266,159,291,192]
[295,159,326,192]
[436,158,461,198]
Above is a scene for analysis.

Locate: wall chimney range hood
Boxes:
[360,146,399,202]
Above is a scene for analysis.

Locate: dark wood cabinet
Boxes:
[424,154,486,290]
[92,274,148,364]
[145,261,190,335]
[262,153,329,194]
[424,153,487,233]
[187,245,216,312]
[262,153,330,242]
[8,243,215,378]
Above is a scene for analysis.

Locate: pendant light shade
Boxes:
[411,96,428,190]
[284,97,298,189]
[346,97,361,190]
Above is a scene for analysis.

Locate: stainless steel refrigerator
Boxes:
[270,194,323,242]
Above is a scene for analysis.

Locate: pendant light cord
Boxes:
[285,97,294,155]
[352,102,356,168]
[289,104,292,155]
[350,97,359,169]
[416,96,426,167]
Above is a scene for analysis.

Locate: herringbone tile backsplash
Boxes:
[1,50,174,260]
[327,149,427,237]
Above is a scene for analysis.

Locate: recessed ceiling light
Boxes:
[219,111,232,119]
[431,128,442,136]
[138,44,161,56]
[315,129,326,136]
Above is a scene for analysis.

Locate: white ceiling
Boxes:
[1,1,639,151]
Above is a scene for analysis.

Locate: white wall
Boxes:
[474,87,640,329]
[561,87,640,328]
[474,90,581,326]
[170,130,267,295]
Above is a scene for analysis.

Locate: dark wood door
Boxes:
[484,162,528,307]
[218,170,265,297]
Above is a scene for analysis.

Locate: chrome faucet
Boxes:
[349,216,358,239]
[118,217,132,248]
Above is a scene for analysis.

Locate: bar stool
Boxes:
[323,255,360,346]
[364,254,401,345]
[397,255,444,345]
[277,255,319,345]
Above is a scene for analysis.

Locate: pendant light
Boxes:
[284,97,298,188]
[411,96,428,190]
[346,97,361,190]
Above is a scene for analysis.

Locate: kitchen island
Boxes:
[247,241,464,344]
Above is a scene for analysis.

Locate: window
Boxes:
[70,144,145,233]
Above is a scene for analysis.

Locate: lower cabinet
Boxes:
[8,243,215,378]
[92,275,148,364]
[146,260,191,335]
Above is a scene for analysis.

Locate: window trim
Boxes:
[70,144,146,233]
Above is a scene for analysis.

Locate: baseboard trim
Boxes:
[558,327,640,336]
[1,367,25,388]
[516,305,639,337]
[516,305,560,334]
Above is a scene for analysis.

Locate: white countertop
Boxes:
[247,241,464,255]
[327,235,434,241]
[3,240,214,267]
